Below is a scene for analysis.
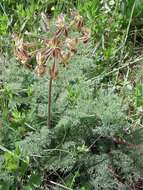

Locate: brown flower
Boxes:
[12,33,31,66]
[66,38,78,53]
[45,37,62,59]
[80,27,91,43]
[55,13,68,37]
[14,48,31,65]
[60,51,71,67]
[71,11,84,30]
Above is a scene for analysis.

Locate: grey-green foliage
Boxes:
[1,45,143,189]
[93,90,126,136]
[88,151,141,190]
[18,86,143,189]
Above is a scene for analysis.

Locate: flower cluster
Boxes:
[13,11,90,79]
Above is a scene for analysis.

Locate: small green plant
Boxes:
[13,11,90,128]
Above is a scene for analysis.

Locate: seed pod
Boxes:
[49,64,58,80]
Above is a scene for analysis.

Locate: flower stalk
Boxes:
[48,76,53,128]
[48,58,57,128]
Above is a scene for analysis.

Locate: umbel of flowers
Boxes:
[12,11,90,128]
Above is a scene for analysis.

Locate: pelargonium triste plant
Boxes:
[12,11,90,128]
